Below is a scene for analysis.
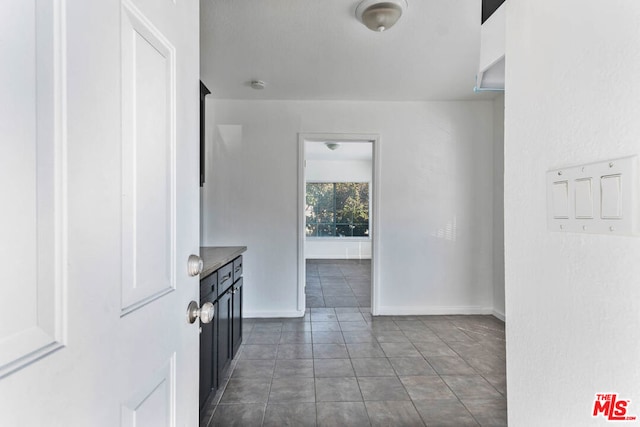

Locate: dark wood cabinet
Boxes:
[199,254,243,410]
[198,322,212,407]
[199,81,210,187]
[482,0,505,23]
[217,262,233,299]
[199,271,217,409]
[198,300,214,408]
[232,277,243,356]
[232,256,243,282]
[217,288,232,377]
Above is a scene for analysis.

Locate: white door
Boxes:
[0,0,200,425]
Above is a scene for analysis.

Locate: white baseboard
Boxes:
[245,307,503,320]
[306,254,372,260]
[244,310,305,319]
[492,309,506,321]
[375,306,494,316]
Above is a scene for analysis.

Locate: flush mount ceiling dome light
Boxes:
[356,0,408,32]
[325,142,340,151]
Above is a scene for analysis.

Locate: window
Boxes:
[306,182,369,237]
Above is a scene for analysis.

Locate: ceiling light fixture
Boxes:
[325,142,340,151]
[250,80,266,90]
[355,0,408,32]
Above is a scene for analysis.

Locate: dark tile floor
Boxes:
[305,259,371,308]
[200,260,507,426]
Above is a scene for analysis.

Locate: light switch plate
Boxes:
[546,156,638,235]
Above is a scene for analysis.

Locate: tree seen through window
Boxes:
[305,182,369,237]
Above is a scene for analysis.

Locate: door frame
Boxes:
[297,133,381,316]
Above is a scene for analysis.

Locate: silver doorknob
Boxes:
[187,254,204,277]
[186,301,215,324]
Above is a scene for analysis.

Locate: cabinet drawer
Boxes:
[217,262,234,297]
[233,256,243,282]
[200,271,217,298]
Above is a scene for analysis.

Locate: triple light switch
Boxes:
[547,156,636,235]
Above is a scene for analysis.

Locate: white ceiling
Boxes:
[200,0,489,101]
[305,141,372,161]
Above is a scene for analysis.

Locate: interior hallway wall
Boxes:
[202,99,495,317]
[505,1,640,424]
[492,94,505,320]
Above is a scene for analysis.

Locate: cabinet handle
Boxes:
[231,287,237,294]
[234,267,241,273]
[220,273,231,285]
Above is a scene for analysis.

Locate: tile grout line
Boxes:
[431,322,507,401]
[413,317,496,426]
[216,260,504,425]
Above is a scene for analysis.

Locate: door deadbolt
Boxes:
[187,254,204,277]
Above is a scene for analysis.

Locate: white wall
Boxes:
[505,1,640,424]
[202,100,495,317]
[305,159,372,260]
[305,239,371,260]
[492,95,505,320]
[306,159,371,182]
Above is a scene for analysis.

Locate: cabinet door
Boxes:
[198,312,212,408]
[199,293,217,408]
[232,278,243,357]
[211,300,218,390]
[217,290,233,378]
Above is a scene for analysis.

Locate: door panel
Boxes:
[117,0,200,425]
[0,0,65,379]
[121,358,174,427]
[0,0,200,424]
[120,0,176,314]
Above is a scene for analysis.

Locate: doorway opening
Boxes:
[297,133,380,315]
